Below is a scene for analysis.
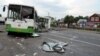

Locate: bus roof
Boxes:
[9,4,34,9]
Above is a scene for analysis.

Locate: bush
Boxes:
[51,23,57,27]
[98,24,100,28]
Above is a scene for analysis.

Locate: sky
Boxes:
[0,0,100,19]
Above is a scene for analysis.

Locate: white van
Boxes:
[0,17,5,23]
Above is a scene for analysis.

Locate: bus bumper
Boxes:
[6,24,34,34]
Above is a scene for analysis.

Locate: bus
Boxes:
[3,4,39,36]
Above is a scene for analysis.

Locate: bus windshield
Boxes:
[8,4,35,19]
[8,5,21,19]
[21,6,33,19]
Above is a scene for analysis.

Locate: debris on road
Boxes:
[17,42,22,46]
[15,54,26,56]
[33,52,38,56]
[16,37,21,39]
[17,42,25,49]
[32,33,40,37]
[21,38,25,42]
[41,42,68,53]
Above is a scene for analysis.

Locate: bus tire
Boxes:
[7,32,12,35]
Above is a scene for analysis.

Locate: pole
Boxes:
[48,12,50,16]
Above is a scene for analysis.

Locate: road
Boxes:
[0,24,100,56]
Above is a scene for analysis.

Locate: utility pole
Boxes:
[48,12,50,16]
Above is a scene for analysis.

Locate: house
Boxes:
[57,18,67,28]
[77,19,87,28]
[88,13,100,27]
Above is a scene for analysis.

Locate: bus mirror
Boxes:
[3,6,6,12]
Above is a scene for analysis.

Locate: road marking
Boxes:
[70,36,78,40]
[50,31,76,38]
[49,33,70,40]
[49,33,100,47]
[48,38,65,43]
[51,31,100,42]
[73,39,100,47]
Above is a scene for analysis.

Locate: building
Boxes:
[38,16,54,29]
[44,16,52,29]
[77,19,87,28]
[88,13,100,27]
[57,18,67,28]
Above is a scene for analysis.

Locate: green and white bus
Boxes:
[3,4,38,36]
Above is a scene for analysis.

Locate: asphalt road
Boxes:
[0,24,100,56]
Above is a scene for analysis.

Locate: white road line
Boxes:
[73,39,100,47]
[50,31,75,38]
[48,38,66,43]
[51,31,100,42]
[15,54,26,56]
[49,33,70,40]
[49,33,100,47]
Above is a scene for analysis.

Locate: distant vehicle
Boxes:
[0,17,6,24]
[3,4,39,36]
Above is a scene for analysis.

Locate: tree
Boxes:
[84,16,89,19]
[64,15,74,27]
[0,14,2,17]
[74,16,88,23]
[74,17,80,23]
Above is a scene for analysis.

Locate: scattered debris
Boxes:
[17,42,25,49]
[41,42,68,53]
[17,43,22,46]
[16,37,20,39]
[32,33,40,37]
[33,52,38,56]
[21,38,25,42]
[15,54,26,56]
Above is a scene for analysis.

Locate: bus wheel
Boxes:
[7,32,12,35]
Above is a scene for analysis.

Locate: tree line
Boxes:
[63,15,88,27]
[37,15,89,28]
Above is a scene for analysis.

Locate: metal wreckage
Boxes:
[41,41,68,53]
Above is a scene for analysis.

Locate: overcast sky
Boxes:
[0,0,100,19]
